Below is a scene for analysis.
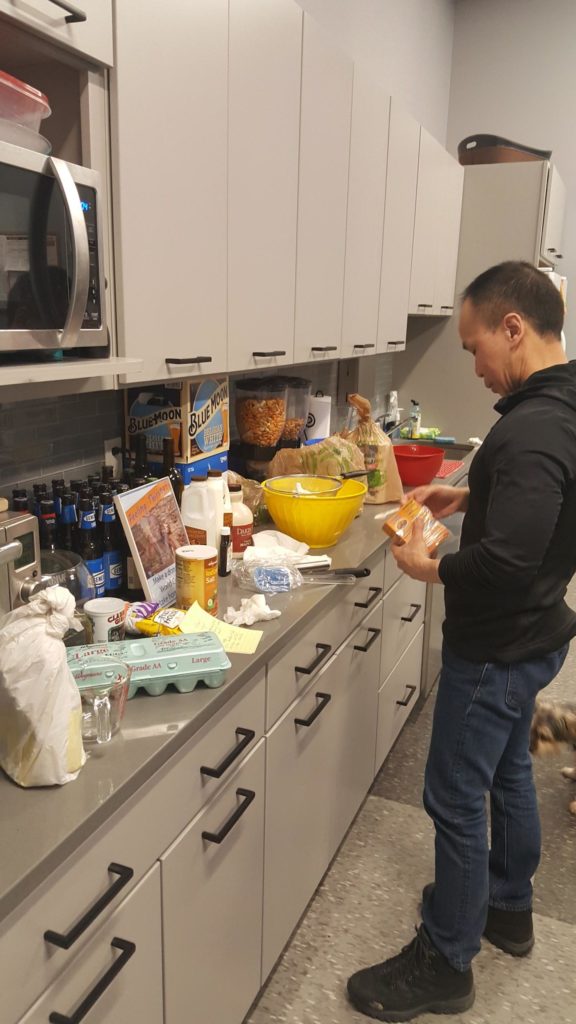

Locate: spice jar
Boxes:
[235,378,287,448]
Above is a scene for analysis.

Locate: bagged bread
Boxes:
[383,498,451,552]
[300,434,366,478]
[268,446,306,478]
[0,586,85,787]
[341,394,403,504]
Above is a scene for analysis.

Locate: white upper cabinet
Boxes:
[0,0,113,65]
[541,164,566,264]
[340,70,390,360]
[377,102,420,352]
[228,0,302,373]
[112,0,228,383]
[293,15,353,364]
[409,127,463,317]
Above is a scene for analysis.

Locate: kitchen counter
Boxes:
[0,448,476,926]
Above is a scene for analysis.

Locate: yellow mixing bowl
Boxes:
[261,477,367,548]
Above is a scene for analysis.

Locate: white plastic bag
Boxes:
[0,586,86,787]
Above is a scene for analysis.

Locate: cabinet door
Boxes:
[408,127,441,316]
[112,0,228,382]
[162,742,265,1024]
[434,148,463,315]
[541,164,567,262]
[18,866,163,1024]
[263,608,380,981]
[228,0,302,372]
[0,0,113,65]
[381,574,426,682]
[293,15,353,364]
[375,625,423,773]
[377,102,420,352]
[340,70,390,359]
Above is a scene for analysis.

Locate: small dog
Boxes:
[530,701,576,816]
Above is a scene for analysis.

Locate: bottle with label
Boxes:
[218,525,232,577]
[162,436,184,507]
[39,498,58,555]
[58,493,78,551]
[222,472,233,530]
[229,483,254,557]
[99,491,123,595]
[11,488,27,512]
[207,470,225,547]
[77,498,105,596]
[133,434,157,483]
[32,483,48,516]
[181,476,217,548]
[410,399,421,439]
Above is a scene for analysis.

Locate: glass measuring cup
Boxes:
[68,653,131,744]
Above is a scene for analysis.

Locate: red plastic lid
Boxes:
[0,70,51,116]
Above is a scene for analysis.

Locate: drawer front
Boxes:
[162,742,265,1024]
[266,555,384,729]
[375,625,423,772]
[19,865,163,1024]
[0,0,114,66]
[1,673,265,1024]
[381,574,426,682]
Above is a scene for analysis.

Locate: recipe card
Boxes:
[180,602,263,655]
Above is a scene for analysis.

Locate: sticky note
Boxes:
[180,602,263,655]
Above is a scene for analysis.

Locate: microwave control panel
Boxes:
[78,184,102,330]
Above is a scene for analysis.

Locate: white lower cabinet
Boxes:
[262,605,381,981]
[161,741,265,1024]
[375,625,424,774]
[18,865,163,1024]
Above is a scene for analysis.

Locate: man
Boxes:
[347,261,576,1021]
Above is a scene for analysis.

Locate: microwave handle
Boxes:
[49,156,90,348]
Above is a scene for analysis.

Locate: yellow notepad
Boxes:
[180,602,263,655]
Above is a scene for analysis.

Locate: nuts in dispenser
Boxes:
[235,378,287,447]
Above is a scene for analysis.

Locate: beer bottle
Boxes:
[77,497,105,596]
[32,483,48,516]
[162,436,184,507]
[99,491,123,595]
[58,493,77,552]
[12,488,28,511]
[39,499,58,555]
[52,484,65,517]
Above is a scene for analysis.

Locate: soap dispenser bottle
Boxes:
[410,399,421,439]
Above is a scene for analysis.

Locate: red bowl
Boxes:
[392,445,445,487]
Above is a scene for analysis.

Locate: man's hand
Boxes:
[391,519,441,583]
[407,484,469,519]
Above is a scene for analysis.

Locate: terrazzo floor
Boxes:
[248,586,576,1023]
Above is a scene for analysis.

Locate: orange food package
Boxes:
[383,498,451,552]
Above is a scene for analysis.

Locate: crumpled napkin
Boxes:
[244,530,331,570]
[223,594,282,627]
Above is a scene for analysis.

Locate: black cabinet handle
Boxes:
[417,303,433,309]
[48,0,87,23]
[354,627,381,653]
[202,788,255,844]
[396,684,417,708]
[387,340,404,347]
[253,350,286,357]
[311,346,337,352]
[295,642,332,676]
[200,728,255,779]
[440,305,454,311]
[354,586,382,610]
[547,247,557,253]
[294,691,332,727]
[353,344,375,350]
[401,602,422,623]
[556,253,564,259]
[165,356,212,364]
[48,937,135,1024]
[44,863,134,949]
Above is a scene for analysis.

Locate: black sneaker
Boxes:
[421,883,534,957]
[347,925,475,1022]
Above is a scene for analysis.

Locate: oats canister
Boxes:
[175,545,218,615]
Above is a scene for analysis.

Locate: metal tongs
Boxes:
[299,566,371,586]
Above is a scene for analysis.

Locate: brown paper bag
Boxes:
[341,394,403,504]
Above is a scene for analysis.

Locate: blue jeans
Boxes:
[422,641,568,971]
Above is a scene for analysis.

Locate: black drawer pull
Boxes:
[396,684,417,708]
[44,863,134,949]
[295,642,332,676]
[48,937,135,1024]
[387,340,404,347]
[253,350,286,357]
[354,627,381,653]
[165,356,212,364]
[417,303,433,309]
[48,0,87,23]
[202,788,255,844]
[200,727,255,779]
[311,346,337,352]
[354,586,382,610]
[294,691,332,727]
[440,305,454,311]
[353,343,375,350]
[401,603,422,623]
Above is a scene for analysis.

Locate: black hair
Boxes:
[461,261,564,340]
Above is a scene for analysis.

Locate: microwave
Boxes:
[0,140,107,355]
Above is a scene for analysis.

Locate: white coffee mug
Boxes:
[84,597,128,643]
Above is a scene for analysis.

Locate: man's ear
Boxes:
[502,312,524,349]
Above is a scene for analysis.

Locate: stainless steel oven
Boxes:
[0,140,106,354]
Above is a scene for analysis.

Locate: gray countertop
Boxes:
[0,453,474,925]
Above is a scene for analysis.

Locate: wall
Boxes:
[447,0,576,349]
[295,0,456,142]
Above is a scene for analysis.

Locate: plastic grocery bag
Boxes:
[300,434,366,478]
[341,394,403,504]
[0,586,86,787]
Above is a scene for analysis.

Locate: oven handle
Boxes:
[49,156,90,349]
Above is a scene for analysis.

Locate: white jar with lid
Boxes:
[229,483,254,557]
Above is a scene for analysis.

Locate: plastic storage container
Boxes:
[235,378,287,448]
[0,71,51,132]
[278,377,312,445]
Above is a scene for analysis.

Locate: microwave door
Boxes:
[49,156,90,347]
